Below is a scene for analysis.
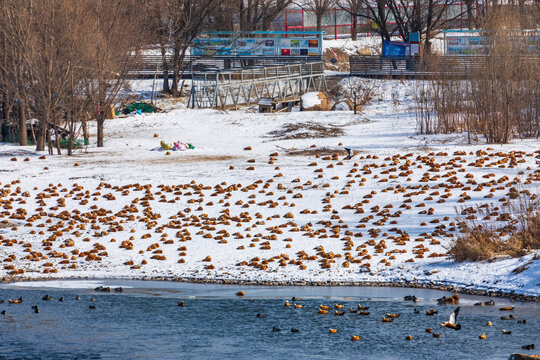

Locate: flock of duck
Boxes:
[0,148,538,281]
[0,287,538,358]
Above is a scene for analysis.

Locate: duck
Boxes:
[486,321,492,326]
[1,310,5,315]
[432,333,441,338]
[293,303,303,309]
[357,305,369,310]
[479,333,486,339]
[405,335,413,341]
[501,315,517,320]
[284,300,291,307]
[291,297,302,301]
[386,313,400,318]
[413,308,420,314]
[484,299,495,306]
[318,309,329,314]
[425,328,433,333]
[8,297,23,304]
[335,304,345,309]
[521,344,535,350]
[382,317,393,322]
[426,309,438,316]
[518,319,527,324]
[474,302,484,306]
[236,290,245,297]
[329,328,338,334]
[404,295,419,302]
[291,328,299,333]
[75,296,81,300]
[441,307,461,330]
[58,297,64,302]
[32,305,40,313]
[319,305,330,310]
[359,311,370,315]
[272,327,281,332]
[335,310,345,316]
[351,335,361,341]
[499,306,514,311]
[502,329,512,335]
[256,313,267,318]
[178,301,185,307]
[89,304,96,309]
[349,308,358,313]
[42,295,52,301]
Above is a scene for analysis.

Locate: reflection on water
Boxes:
[0,281,539,360]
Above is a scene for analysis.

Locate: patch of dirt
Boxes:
[0,221,13,229]
[323,48,350,72]
[267,122,345,140]
[147,155,239,164]
[284,147,363,157]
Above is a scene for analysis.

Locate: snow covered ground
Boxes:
[0,80,538,297]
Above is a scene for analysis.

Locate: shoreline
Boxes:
[2,275,539,302]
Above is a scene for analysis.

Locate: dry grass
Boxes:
[450,195,540,262]
[267,122,345,141]
[285,147,361,157]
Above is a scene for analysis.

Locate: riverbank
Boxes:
[2,276,539,302]
[1,80,538,301]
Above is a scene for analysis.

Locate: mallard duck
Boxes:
[351,335,361,341]
[441,307,461,330]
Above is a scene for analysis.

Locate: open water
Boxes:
[0,280,539,359]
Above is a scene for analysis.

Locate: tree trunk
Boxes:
[97,117,105,147]
[160,38,170,94]
[351,16,358,41]
[171,40,180,96]
[36,125,46,151]
[466,0,474,30]
[317,16,323,32]
[18,101,28,146]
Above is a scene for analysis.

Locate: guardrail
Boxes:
[130,55,324,78]
[349,55,540,78]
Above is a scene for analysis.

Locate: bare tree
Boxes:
[337,0,363,39]
[300,0,336,31]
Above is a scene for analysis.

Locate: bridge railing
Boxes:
[349,55,540,78]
